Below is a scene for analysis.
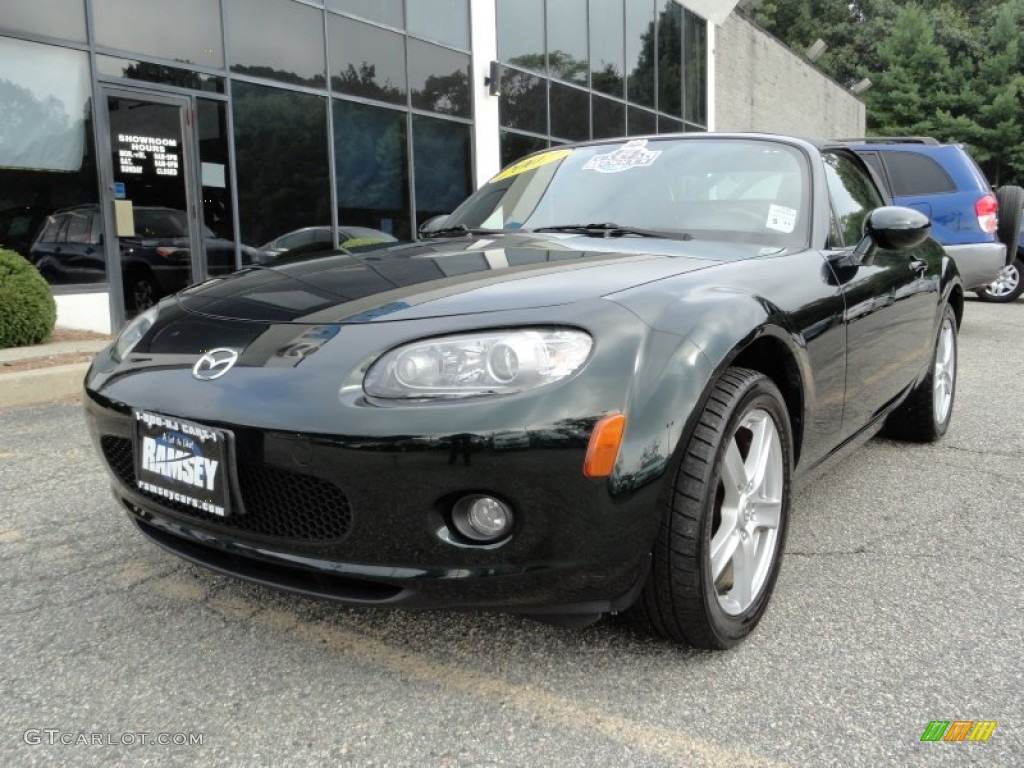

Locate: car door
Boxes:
[821,151,939,439]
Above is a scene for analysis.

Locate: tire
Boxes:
[995,185,1024,264]
[975,259,1024,303]
[629,367,792,649]
[885,304,957,442]
[123,271,159,316]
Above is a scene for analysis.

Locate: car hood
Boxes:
[175,233,771,324]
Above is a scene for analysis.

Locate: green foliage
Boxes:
[747,0,1024,185]
[0,248,56,348]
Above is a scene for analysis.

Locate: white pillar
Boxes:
[470,0,501,188]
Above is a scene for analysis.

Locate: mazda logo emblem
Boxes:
[192,348,239,380]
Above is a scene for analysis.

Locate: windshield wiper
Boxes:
[421,224,512,239]
[528,223,693,241]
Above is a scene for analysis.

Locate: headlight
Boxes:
[363,328,593,400]
[111,306,159,362]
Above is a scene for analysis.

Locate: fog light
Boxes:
[451,494,514,542]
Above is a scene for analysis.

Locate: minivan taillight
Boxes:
[976,194,998,234]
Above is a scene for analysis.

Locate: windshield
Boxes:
[445,138,811,247]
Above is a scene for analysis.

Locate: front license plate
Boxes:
[134,410,231,517]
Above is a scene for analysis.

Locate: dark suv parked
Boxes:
[844,137,1022,296]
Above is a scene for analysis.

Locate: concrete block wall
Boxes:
[714,13,865,138]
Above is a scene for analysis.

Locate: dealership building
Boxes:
[0,0,864,332]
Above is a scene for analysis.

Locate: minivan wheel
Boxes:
[976,259,1024,303]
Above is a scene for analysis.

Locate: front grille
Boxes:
[100,435,352,542]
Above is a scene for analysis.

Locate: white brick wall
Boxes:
[714,14,866,138]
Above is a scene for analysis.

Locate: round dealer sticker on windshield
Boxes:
[490,149,573,183]
[583,140,662,174]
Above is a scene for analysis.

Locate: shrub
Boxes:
[0,248,56,348]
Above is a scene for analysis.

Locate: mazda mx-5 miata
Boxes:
[85,134,962,648]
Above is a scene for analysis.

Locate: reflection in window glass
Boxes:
[408,40,471,118]
[327,0,403,28]
[592,96,625,140]
[334,100,411,241]
[499,68,547,135]
[547,0,588,86]
[407,0,469,49]
[500,132,547,167]
[413,115,471,228]
[197,100,238,276]
[550,83,589,142]
[683,9,707,127]
[626,0,655,107]
[657,0,683,117]
[94,0,223,68]
[96,55,225,93]
[0,38,100,282]
[232,82,330,248]
[1,1,86,42]
[658,115,684,134]
[497,0,545,74]
[329,15,407,105]
[590,0,625,97]
[226,0,326,87]
[627,106,657,136]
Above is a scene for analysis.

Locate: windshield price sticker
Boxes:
[583,140,662,174]
[134,410,230,516]
[766,204,798,233]
[490,149,573,183]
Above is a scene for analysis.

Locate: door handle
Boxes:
[909,259,927,276]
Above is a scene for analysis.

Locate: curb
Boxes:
[0,363,89,409]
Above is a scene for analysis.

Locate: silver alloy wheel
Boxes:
[985,263,1020,298]
[711,408,784,616]
[933,315,956,424]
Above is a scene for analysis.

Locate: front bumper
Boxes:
[944,242,1007,289]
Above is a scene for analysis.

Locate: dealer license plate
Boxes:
[133,410,231,517]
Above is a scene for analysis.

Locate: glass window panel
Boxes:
[94,0,223,68]
[592,96,625,140]
[96,55,225,93]
[197,100,238,276]
[333,99,411,241]
[413,115,471,227]
[627,106,656,135]
[657,0,683,117]
[547,0,588,86]
[499,68,547,135]
[232,82,330,249]
[327,0,403,28]
[226,0,326,87]
[497,0,545,74]
[407,0,469,49]
[329,15,406,105]
[1,1,86,42]
[683,9,707,126]
[409,40,471,118]
[500,131,547,167]
[657,115,683,134]
[0,38,101,282]
[550,82,589,142]
[590,0,625,97]
[626,0,655,107]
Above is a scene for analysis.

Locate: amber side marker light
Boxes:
[583,413,626,478]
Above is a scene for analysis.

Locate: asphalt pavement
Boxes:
[2,298,1021,767]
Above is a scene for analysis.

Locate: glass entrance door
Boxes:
[102,89,198,320]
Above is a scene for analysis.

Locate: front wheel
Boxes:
[629,367,792,649]
[975,259,1024,303]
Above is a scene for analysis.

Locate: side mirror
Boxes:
[852,206,931,266]
[418,214,449,237]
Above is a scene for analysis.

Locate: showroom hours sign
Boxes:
[117,134,180,177]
